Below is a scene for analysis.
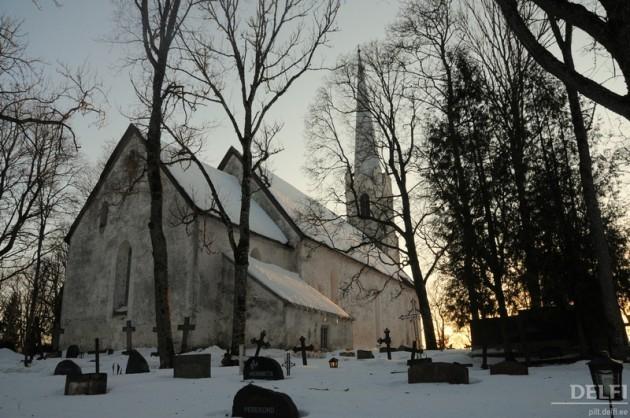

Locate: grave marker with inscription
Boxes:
[243,357,284,380]
[232,384,299,418]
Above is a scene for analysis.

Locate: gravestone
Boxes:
[173,354,211,378]
[489,360,529,376]
[356,350,374,360]
[125,349,150,374]
[232,384,299,418]
[408,362,469,384]
[54,360,82,376]
[66,345,80,359]
[339,351,355,357]
[243,357,284,380]
[292,336,314,366]
[377,328,392,360]
[64,338,107,395]
[64,373,107,395]
[282,352,295,377]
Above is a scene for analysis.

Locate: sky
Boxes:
[3,0,404,195]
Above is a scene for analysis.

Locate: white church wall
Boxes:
[296,239,417,350]
[61,135,201,351]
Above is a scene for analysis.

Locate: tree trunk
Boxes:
[555,29,629,355]
[146,64,175,369]
[230,139,253,353]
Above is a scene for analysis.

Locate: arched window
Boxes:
[250,247,262,260]
[113,241,132,314]
[359,193,370,219]
[99,202,109,233]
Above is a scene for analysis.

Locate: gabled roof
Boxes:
[66,125,288,245]
[223,254,351,319]
[219,147,413,286]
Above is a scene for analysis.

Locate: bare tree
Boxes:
[0,16,101,265]
[176,0,340,352]
[126,0,194,368]
[493,0,630,121]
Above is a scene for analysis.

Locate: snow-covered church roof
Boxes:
[224,254,350,318]
[165,158,288,244]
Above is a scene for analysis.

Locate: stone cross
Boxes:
[292,336,314,366]
[177,317,196,353]
[282,352,295,376]
[251,330,270,357]
[122,320,136,354]
[94,338,100,374]
[377,328,392,360]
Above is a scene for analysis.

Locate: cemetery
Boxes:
[1,335,628,417]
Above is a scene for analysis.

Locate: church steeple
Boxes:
[354,47,379,176]
[345,47,399,264]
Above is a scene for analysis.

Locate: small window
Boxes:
[320,325,329,350]
[113,241,132,314]
[250,247,262,260]
[99,202,109,233]
[125,150,140,181]
[359,193,370,219]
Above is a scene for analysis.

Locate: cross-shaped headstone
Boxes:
[251,330,270,357]
[177,317,195,353]
[377,328,392,360]
[122,320,136,354]
[292,336,314,366]
[282,352,295,376]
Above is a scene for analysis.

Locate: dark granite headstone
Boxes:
[489,360,529,376]
[125,349,150,374]
[243,357,284,380]
[339,351,355,357]
[222,351,239,367]
[232,384,299,418]
[66,345,80,359]
[173,354,211,378]
[64,373,107,395]
[54,360,82,376]
[356,350,374,359]
[408,362,469,384]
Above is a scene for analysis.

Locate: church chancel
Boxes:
[60,59,419,352]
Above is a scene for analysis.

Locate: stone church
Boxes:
[60,58,419,352]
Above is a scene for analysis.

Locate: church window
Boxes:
[320,325,329,350]
[250,247,262,260]
[125,150,140,181]
[113,241,132,314]
[99,202,109,233]
[359,193,371,219]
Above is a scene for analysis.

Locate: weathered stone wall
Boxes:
[296,239,418,349]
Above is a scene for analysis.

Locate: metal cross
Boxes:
[292,336,314,366]
[282,352,295,376]
[377,328,392,360]
[251,330,270,357]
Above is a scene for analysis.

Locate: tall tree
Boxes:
[178,0,340,352]
[132,0,194,369]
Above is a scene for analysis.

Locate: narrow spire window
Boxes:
[359,193,371,219]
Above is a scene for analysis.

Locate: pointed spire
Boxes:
[354,45,378,175]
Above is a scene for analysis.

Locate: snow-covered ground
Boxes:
[0,347,627,418]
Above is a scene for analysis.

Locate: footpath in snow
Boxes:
[0,347,627,418]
